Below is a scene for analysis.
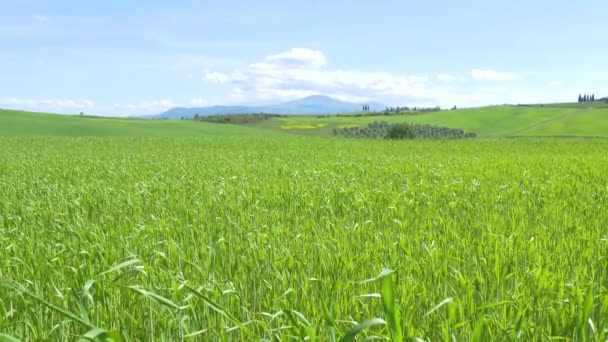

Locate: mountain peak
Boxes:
[300,94,336,101]
[282,94,349,106]
[153,95,387,118]
[290,95,349,103]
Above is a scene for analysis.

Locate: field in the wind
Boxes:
[1,108,608,341]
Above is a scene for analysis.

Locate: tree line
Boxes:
[578,94,595,102]
[577,94,608,103]
[361,105,442,114]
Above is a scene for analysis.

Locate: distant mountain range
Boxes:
[149,95,387,119]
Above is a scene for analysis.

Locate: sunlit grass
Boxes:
[280,123,327,130]
[1,136,607,341]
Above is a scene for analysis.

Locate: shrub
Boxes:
[388,123,416,140]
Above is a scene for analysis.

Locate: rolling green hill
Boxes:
[0,109,261,136]
[256,104,608,137]
[2,103,608,138]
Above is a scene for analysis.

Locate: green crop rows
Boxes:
[1,136,608,341]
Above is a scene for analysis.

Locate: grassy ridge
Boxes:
[3,103,608,138]
[256,104,608,137]
[0,109,260,136]
[1,137,608,340]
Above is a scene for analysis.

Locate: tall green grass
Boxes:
[1,136,607,340]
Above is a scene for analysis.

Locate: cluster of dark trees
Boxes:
[337,111,398,118]
[384,106,441,113]
[385,106,410,113]
[414,106,442,113]
[411,123,477,139]
[578,94,596,102]
[333,122,388,139]
[332,121,477,140]
[340,106,443,118]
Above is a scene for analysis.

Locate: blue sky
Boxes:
[1,0,608,116]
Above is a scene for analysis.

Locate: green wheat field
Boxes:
[1,108,608,341]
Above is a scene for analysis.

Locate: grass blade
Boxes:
[340,318,386,342]
[424,297,454,317]
[97,259,140,277]
[0,334,21,342]
[183,283,254,337]
[0,281,97,330]
[127,286,185,311]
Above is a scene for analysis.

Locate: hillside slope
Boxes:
[0,109,261,137]
[2,103,608,138]
[256,104,608,137]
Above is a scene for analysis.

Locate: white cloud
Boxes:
[201,49,535,108]
[437,74,466,82]
[437,74,457,82]
[408,75,429,83]
[265,48,327,69]
[204,48,435,105]
[472,69,520,81]
[205,71,230,84]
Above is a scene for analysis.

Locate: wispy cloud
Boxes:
[0,98,93,113]
[205,71,230,84]
[471,69,520,81]
[265,48,328,69]
[201,49,542,107]
[204,48,435,105]
[0,98,175,116]
[437,74,466,82]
